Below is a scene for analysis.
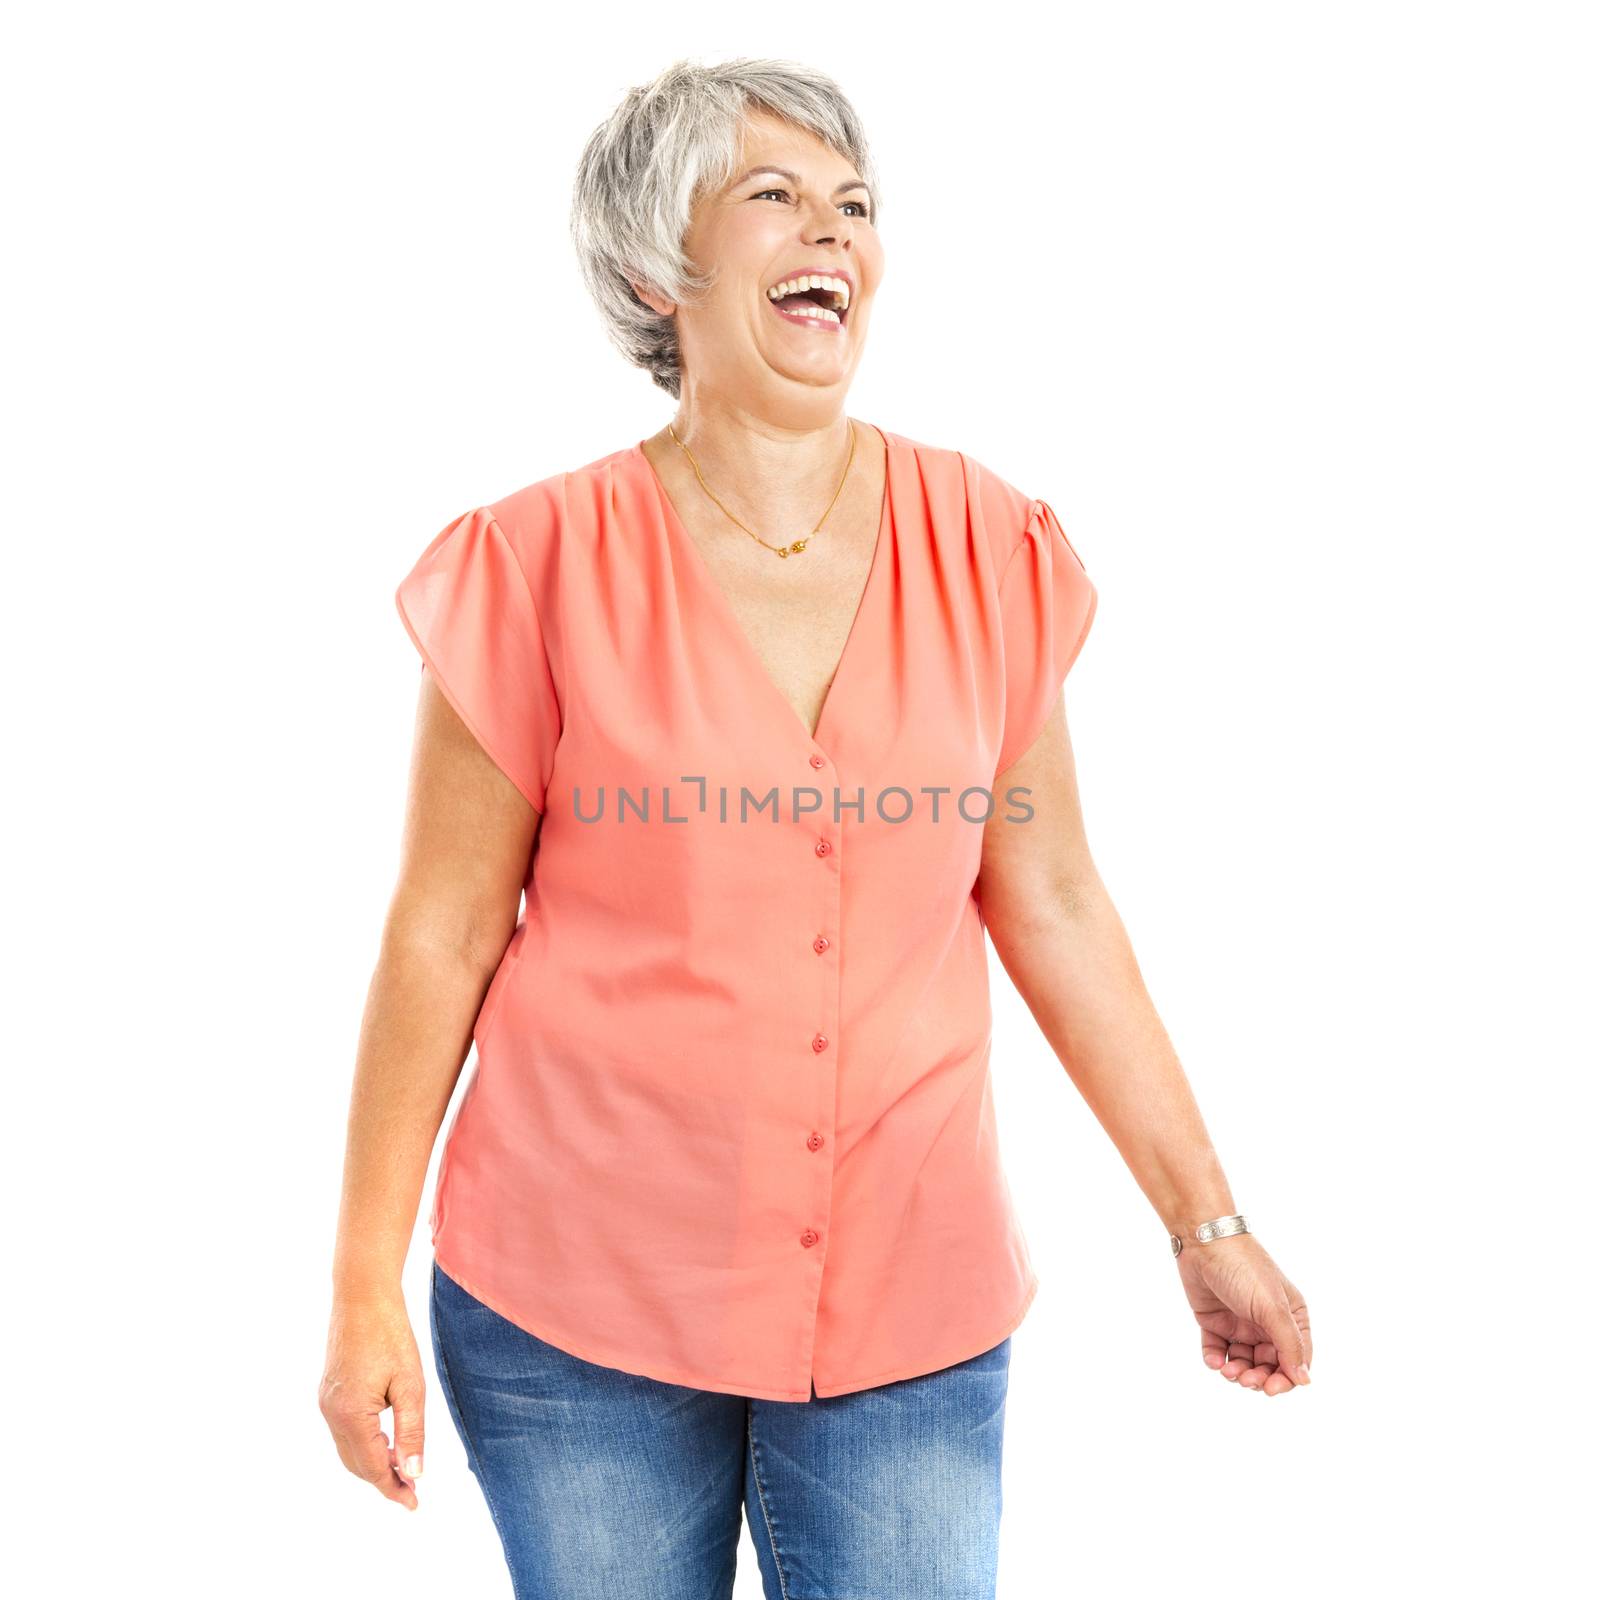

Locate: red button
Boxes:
[809,754,826,768]
[812,935,830,954]
[815,839,831,856]
[807,1132,824,1151]
[812,1034,829,1053]
[800,1228,819,1248]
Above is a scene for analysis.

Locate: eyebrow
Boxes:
[735,165,873,203]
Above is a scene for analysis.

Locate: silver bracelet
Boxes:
[1169,1213,1249,1257]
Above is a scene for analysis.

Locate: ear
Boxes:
[629,279,676,318]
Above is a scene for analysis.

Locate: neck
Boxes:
[645,408,876,532]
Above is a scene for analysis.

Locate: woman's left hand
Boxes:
[1176,1234,1313,1395]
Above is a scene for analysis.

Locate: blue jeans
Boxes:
[429,1259,1013,1598]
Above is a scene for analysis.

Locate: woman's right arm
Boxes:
[319,670,540,1509]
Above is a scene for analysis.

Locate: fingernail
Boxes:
[1298,1364,1312,1384]
[405,1454,424,1477]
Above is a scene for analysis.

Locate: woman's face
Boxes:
[665,110,883,407]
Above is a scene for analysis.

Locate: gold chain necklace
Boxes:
[667,420,858,559]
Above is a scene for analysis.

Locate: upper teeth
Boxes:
[766,273,850,311]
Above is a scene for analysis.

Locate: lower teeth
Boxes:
[774,299,841,324]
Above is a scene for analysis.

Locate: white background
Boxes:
[7,3,1596,1594]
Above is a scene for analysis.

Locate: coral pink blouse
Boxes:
[395,422,1097,1401]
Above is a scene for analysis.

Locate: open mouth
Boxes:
[765,272,851,330]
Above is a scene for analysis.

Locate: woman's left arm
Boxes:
[977,696,1314,1396]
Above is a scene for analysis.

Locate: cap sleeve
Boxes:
[994,497,1098,778]
[395,505,560,814]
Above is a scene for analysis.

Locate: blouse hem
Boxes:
[432,1248,812,1401]
[810,1269,1040,1397]
[431,1247,1040,1405]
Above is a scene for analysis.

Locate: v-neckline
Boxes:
[634,421,894,753]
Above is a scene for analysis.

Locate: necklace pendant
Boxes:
[776,545,790,558]
[788,538,808,555]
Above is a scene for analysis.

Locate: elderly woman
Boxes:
[320,57,1311,1600]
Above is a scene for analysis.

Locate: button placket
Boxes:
[801,748,839,1266]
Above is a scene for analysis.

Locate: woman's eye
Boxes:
[753,188,872,222]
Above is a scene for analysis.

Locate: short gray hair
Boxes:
[571,58,882,399]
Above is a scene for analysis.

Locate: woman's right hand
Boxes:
[319,1290,427,1510]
